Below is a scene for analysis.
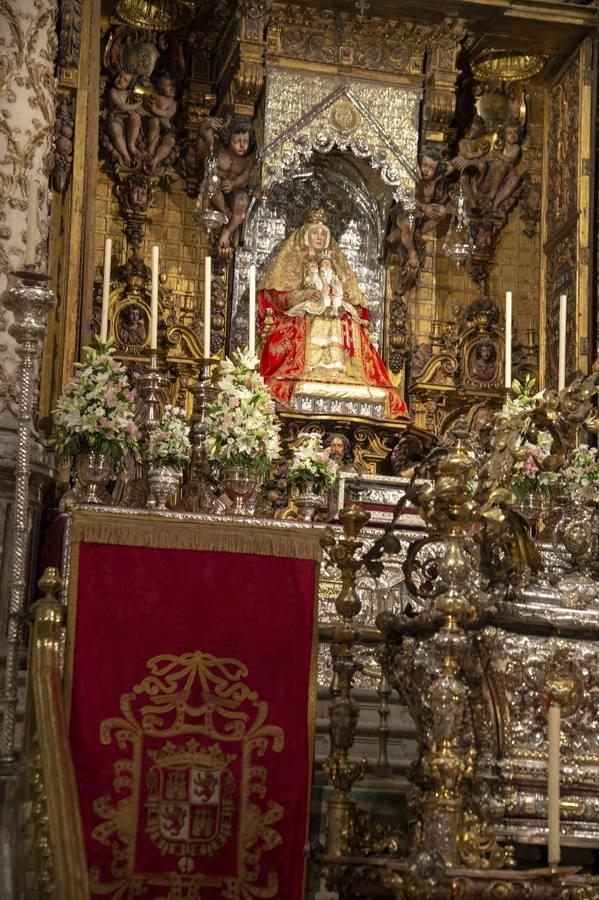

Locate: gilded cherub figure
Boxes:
[105,68,143,168]
[194,115,257,260]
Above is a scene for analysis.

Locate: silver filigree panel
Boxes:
[229,67,420,357]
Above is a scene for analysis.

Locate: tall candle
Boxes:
[248,263,256,355]
[558,294,567,392]
[547,703,561,867]
[24,180,39,267]
[150,245,159,351]
[100,238,112,342]
[504,291,512,389]
[203,256,211,360]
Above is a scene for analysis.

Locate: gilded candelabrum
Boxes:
[371,439,512,872]
[320,501,370,857]
[180,358,219,512]
[0,269,56,764]
[406,443,484,867]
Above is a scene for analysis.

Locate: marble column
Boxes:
[0,1,58,634]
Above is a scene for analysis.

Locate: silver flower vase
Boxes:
[72,451,114,505]
[147,465,182,510]
[221,465,261,515]
[295,485,327,522]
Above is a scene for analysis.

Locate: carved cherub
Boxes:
[194,115,257,260]
[447,115,490,209]
[124,173,151,212]
[144,74,178,172]
[386,146,450,287]
[486,116,524,211]
[105,68,143,168]
[414,146,451,234]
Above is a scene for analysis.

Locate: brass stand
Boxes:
[0,270,56,764]
[321,502,370,856]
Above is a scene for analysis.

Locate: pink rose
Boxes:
[522,455,539,478]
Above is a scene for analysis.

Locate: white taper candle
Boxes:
[150,245,159,351]
[504,291,512,389]
[100,238,112,342]
[547,703,561,867]
[249,263,256,355]
[24,180,39,267]
[558,294,567,392]
[203,256,211,360]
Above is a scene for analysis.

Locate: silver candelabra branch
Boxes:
[0,270,56,764]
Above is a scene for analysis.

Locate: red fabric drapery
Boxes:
[67,523,319,900]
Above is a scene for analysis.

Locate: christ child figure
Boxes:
[317,255,344,315]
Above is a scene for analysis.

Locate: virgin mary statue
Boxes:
[258,211,407,418]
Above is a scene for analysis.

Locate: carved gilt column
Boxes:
[422,17,467,145]
[215,1,266,117]
[0,0,58,634]
[540,38,594,388]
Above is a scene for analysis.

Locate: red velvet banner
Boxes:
[66,515,320,900]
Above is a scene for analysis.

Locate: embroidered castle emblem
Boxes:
[145,739,236,857]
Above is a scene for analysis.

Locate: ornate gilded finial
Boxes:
[307,208,329,225]
[37,566,62,601]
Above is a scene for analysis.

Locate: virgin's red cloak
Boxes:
[259,289,407,418]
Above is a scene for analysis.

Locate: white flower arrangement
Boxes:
[561,445,599,497]
[148,405,192,470]
[289,433,339,492]
[499,375,556,501]
[205,348,281,476]
[53,340,140,468]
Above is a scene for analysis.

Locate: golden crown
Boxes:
[306,208,329,225]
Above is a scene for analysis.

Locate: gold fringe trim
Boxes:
[69,509,323,561]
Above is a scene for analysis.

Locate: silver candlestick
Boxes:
[180,358,219,512]
[0,270,56,764]
[122,352,168,508]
